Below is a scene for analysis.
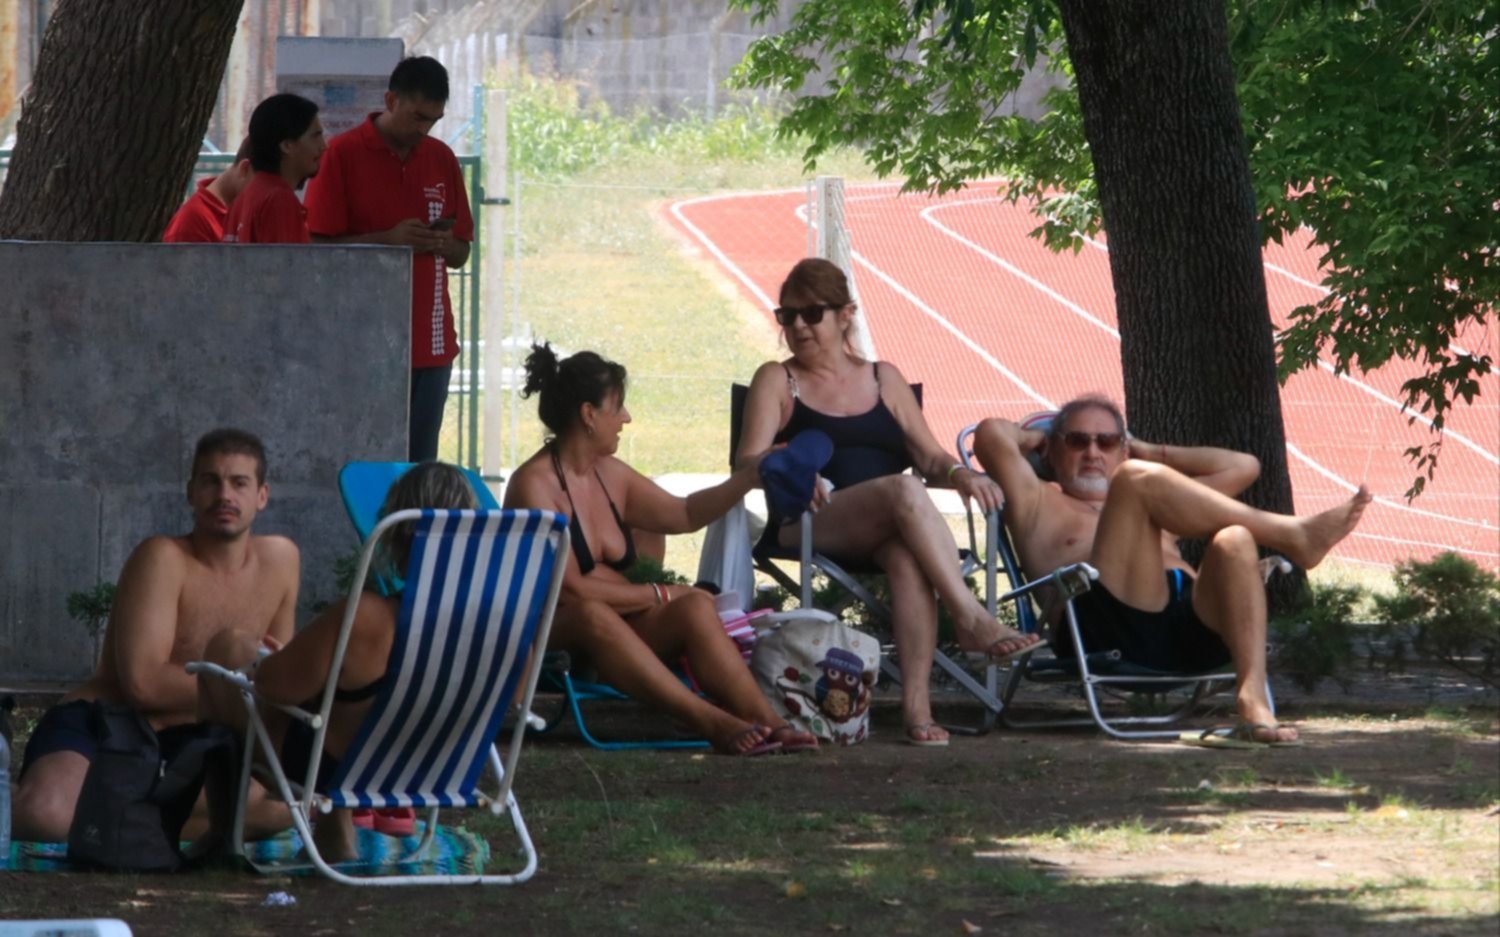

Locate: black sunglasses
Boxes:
[1061,431,1124,453]
[773,304,839,327]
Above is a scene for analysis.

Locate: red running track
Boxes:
[666,183,1499,571]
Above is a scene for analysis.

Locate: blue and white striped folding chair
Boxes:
[192,508,569,886]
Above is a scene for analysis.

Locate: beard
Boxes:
[1068,474,1110,496]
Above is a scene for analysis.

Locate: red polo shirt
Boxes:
[304,114,473,368]
[163,178,228,243]
[222,172,309,245]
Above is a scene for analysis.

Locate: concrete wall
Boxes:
[0,242,411,685]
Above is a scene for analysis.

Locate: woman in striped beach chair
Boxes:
[196,461,479,862]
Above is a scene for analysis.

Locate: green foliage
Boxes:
[1235,1,1499,499]
[497,71,803,180]
[733,0,1497,494]
[66,582,116,639]
[623,555,693,586]
[1373,552,1500,689]
[1271,581,1363,693]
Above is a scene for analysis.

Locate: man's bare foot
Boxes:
[1288,486,1373,569]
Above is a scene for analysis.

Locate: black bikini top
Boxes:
[550,444,637,576]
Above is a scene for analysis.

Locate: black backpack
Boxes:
[66,702,237,872]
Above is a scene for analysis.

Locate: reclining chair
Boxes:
[190,507,570,885]
[337,461,705,751]
[730,384,1012,731]
[955,421,1283,740]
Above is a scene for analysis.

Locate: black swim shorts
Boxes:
[1061,572,1231,674]
[19,699,202,780]
[279,718,342,794]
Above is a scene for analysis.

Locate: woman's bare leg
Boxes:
[630,591,816,748]
[780,474,1036,653]
[549,598,773,753]
[874,540,949,744]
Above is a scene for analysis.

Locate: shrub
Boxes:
[624,555,692,587]
[495,70,801,180]
[1271,581,1362,693]
[66,582,116,640]
[1373,552,1500,689]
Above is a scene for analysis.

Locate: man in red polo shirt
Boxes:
[223,94,327,245]
[163,138,253,243]
[304,56,473,462]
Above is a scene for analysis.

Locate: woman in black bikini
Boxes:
[197,461,478,860]
[737,258,1043,747]
[504,343,817,756]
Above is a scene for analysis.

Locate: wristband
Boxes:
[945,463,965,483]
[651,583,667,605]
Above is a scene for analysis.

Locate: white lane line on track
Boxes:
[668,188,807,312]
[910,194,1498,538]
[1352,530,1499,558]
[930,196,1498,465]
[839,240,1056,410]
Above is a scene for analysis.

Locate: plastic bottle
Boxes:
[0,728,11,869]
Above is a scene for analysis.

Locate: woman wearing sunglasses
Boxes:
[503,343,818,756]
[737,258,1043,747]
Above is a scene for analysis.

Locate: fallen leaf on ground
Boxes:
[881,898,902,906]
[961,920,982,934]
[785,881,807,898]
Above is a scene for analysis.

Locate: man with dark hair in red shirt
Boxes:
[163,137,254,243]
[304,56,474,462]
[223,93,327,245]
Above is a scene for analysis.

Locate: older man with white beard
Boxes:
[973,395,1371,746]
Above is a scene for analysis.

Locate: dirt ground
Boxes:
[3,666,1497,936]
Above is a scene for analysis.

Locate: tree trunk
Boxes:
[1053,0,1300,594]
[0,0,244,241]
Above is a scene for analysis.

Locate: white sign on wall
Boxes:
[276,37,404,140]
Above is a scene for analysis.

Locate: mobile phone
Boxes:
[429,217,456,231]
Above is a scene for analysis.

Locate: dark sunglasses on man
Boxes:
[1061,431,1124,453]
[773,303,840,327]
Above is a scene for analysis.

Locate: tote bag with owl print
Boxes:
[750,614,881,746]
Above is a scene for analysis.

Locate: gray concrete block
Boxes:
[1,242,412,684]
[0,484,102,681]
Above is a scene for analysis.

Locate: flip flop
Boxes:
[1180,723,1302,749]
[905,722,951,748]
[966,632,1044,666]
[769,724,820,753]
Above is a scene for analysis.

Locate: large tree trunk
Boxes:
[1053,0,1298,562]
[0,0,243,241]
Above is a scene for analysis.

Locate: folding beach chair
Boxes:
[336,461,705,751]
[730,384,1012,730]
[955,422,1283,740]
[339,461,499,536]
[189,507,570,885]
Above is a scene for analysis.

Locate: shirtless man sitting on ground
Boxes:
[12,428,300,841]
[973,395,1371,745]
